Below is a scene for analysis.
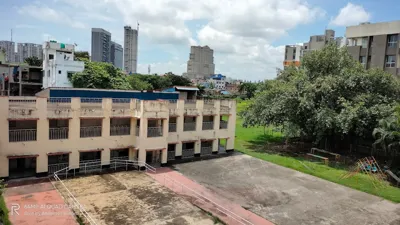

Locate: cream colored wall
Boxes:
[0,97,237,177]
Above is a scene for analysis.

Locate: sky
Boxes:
[0,0,399,81]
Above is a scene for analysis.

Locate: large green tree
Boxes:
[70,59,131,90]
[24,56,42,66]
[74,51,90,60]
[127,75,153,90]
[242,44,400,149]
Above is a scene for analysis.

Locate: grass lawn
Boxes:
[235,101,400,203]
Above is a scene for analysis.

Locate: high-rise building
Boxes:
[283,45,302,67]
[346,21,400,76]
[111,41,123,70]
[91,28,112,63]
[185,46,215,79]
[17,43,43,62]
[124,26,138,74]
[0,41,15,63]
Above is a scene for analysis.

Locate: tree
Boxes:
[70,59,130,90]
[164,72,192,86]
[238,82,258,99]
[373,106,400,156]
[242,44,400,149]
[74,51,90,60]
[127,75,153,90]
[24,56,42,66]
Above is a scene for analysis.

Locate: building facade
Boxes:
[346,21,400,76]
[111,41,123,70]
[0,96,236,179]
[42,41,84,88]
[283,45,302,67]
[17,43,43,62]
[0,41,15,63]
[185,46,215,79]
[124,26,138,74]
[208,74,227,90]
[91,28,112,63]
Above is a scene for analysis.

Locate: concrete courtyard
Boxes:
[55,171,218,225]
[174,154,400,225]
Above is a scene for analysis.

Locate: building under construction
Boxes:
[0,63,43,96]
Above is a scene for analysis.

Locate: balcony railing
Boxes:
[169,100,177,109]
[220,121,228,129]
[167,151,175,161]
[9,97,36,108]
[202,122,214,130]
[184,99,196,108]
[110,125,130,136]
[47,98,71,108]
[147,127,163,137]
[169,123,177,132]
[112,98,130,108]
[80,126,102,138]
[182,148,194,159]
[184,122,196,131]
[48,163,69,174]
[201,147,213,156]
[49,127,69,140]
[9,129,37,142]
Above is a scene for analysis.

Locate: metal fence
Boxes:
[9,129,37,142]
[184,99,196,108]
[110,126,130,136]
[49,127,69,140]
[47,98,72,107]
[167,151,176,161]
[147,127,163,137]
[202,122,214,130]
[9,97,36,108]
[112,98,130,109]
[184,122,196,131]
[182,148,194,159]
[48,163,69,174]
[169,123,177,132]
[220,121,228,129]
[201,147,213,156]
[80,126,102,138]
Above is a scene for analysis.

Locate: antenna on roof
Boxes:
[148,65,151,74]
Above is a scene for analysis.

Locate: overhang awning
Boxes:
[7,154,39,159]
[47,151,72,156]
[78,148,104,152]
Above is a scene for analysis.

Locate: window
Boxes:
[304,46,307,49]
[67,72,73,79]
[361,37,368,48]
[388,34,398,47]
[359,56,366,65]
[58,70,61,74]
[49,54,54,60]
[385,55,396,68]
[285,54,287,60]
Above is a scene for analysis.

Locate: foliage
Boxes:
[70,59,131,90]
[74,51,90,60]
[24,56,42,66]
[236,101,400,203]
[126,75,153,91]
[242,44,400,149]
[373,106,400,156]
[0,179,11,225]
[164,72,192,86]
[238,82,258,99]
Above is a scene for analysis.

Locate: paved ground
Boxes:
[4,182,77,225]
[148,167,273,225]
[174,154,400,225]
[56,171,217,225]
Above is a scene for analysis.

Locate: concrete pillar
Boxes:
[36,154,47,173]
[36,98,47,142]
[212,139,218,153]
[194,141,201,154]
[70,151,79,169]
[138,148,146,167]
[175,143,182,156]
[70,98,80,141]
[177,100,184,132]
[103,98,111,138]
[102,148,110,165]
[162,119,168,137]
[161,149,167,164]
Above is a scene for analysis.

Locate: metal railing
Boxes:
[48,163,69,174]
[49,127,69,140]
[167,151,176,161]
[112,98,130,109]
[169,123,177,132]
[220,121,228,129]
[47,98,72,108]
[136,126,140,136]
[110,125,130,136]
[9,129,37,142]
[201,147,213,156]
[184,99,196,108]
[184,122,196,131]
[182,148,194,158]
[162,175,253,225]
[147,127,163,137]
[202,122,214,130]
[168,100,178,109]
[80,126,102,138]
[9,97,36,108]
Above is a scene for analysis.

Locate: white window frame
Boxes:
[385,55,396,68]
[388,34,398,47]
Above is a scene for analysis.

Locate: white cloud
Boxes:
[17,3,86,29]
[330,3,371,26]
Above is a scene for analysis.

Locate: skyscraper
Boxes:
[185,45,215,79]
[0,41,15,63]
[17,43,42,62]
[91,28,111,63]
[111,41,123,70]
[124,26,138,74]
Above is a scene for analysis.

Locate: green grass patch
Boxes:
[235,101,400,203]
[0,194,11,225]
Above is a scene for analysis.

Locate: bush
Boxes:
[0,179,11,225]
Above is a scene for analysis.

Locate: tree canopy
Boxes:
[242,44,400,148]
[24,56,42,67]
[74,51,90,60]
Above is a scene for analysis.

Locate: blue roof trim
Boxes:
[49,89,178,100]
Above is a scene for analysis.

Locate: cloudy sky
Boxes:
[0,0,398,81]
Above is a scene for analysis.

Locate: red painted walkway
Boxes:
[4,182,77,225]
[148,167,274,225]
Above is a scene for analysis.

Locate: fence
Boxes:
[202,122,214,130]
[147,127,163,137]
[112,98,130,109]
[80,126,102,138]
[201,147,213,156]
[184,100,196,108]
[48,163,69,174]
[182,148,194,159]
[167,151,176,161]
[49,127,69,140]
[184,122,196,131]
[162,175,254,225]
[220,121,228,129]
[9,97,36,108]
[169,123,177,132]
[110,125,130,136]
[9,129,37,142]
[47,98,72,107]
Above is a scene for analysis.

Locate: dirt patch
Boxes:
[55,171,215,225]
